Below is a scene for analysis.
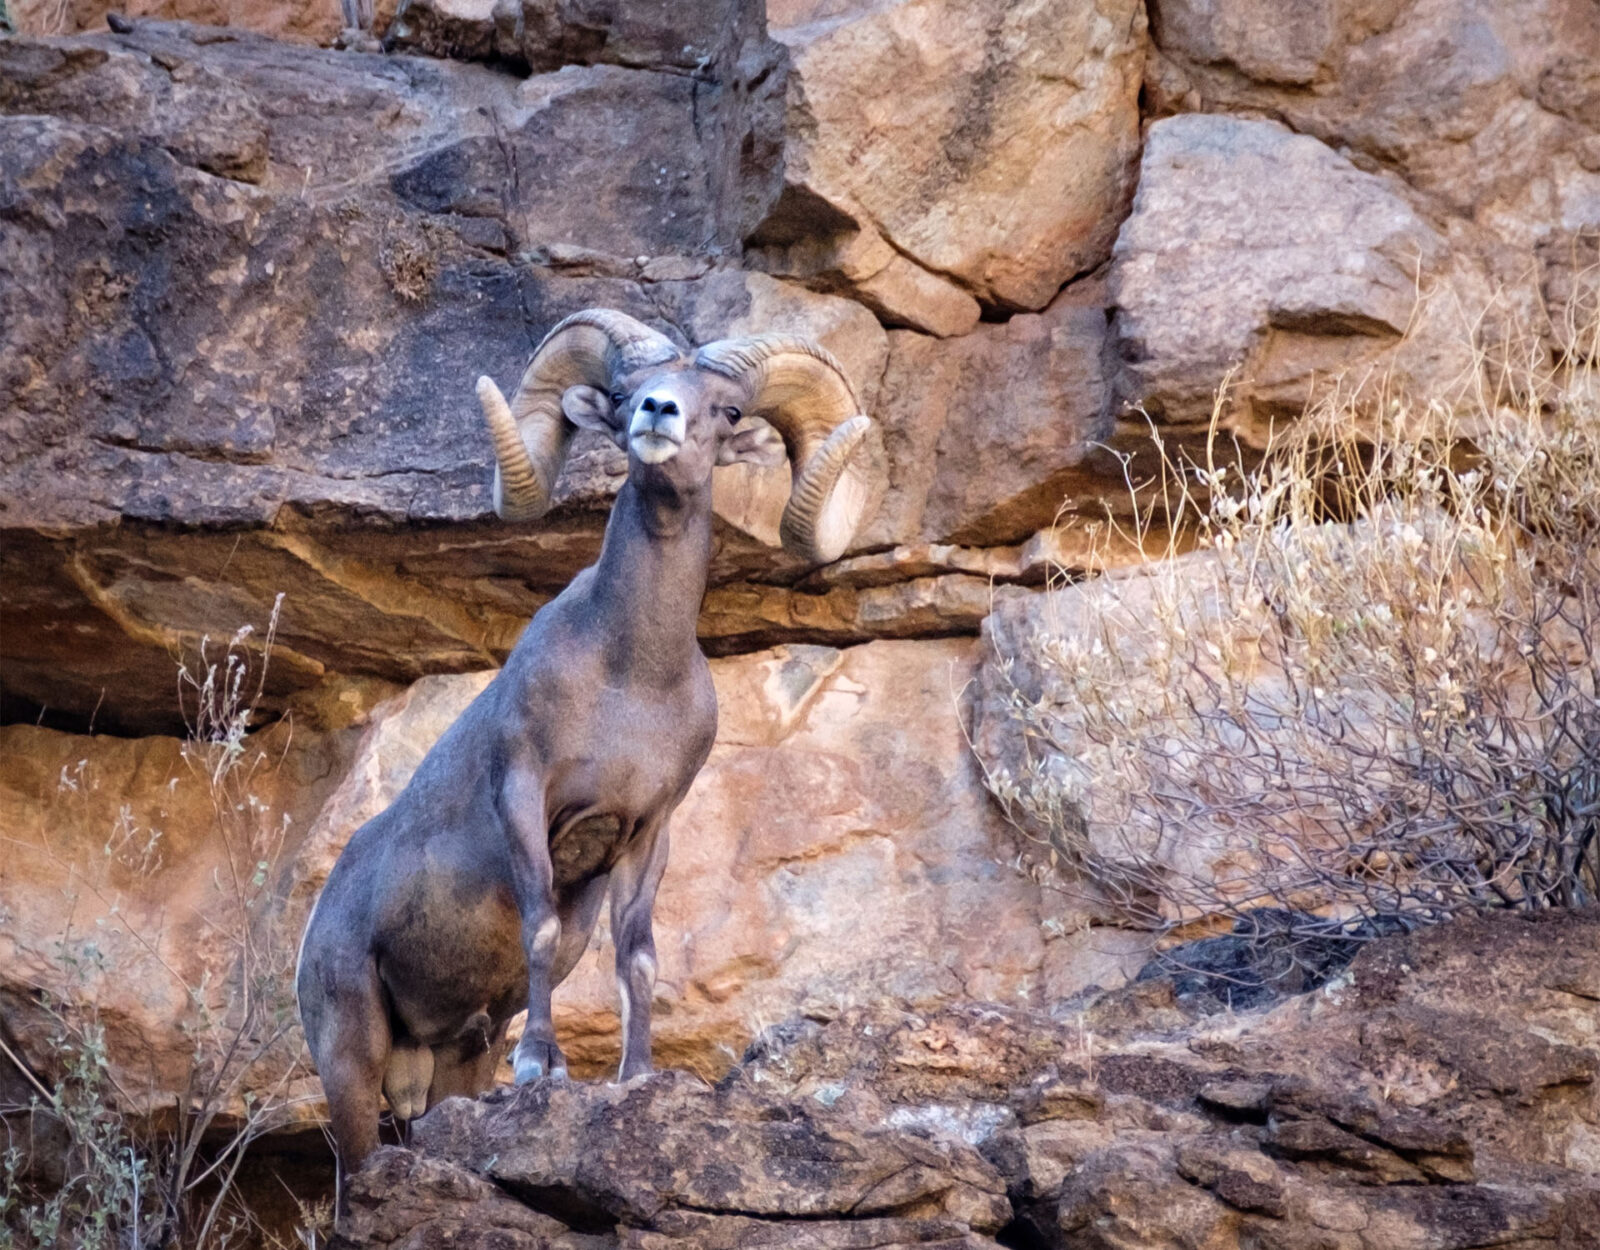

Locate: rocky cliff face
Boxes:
[3,0,1600,1242]
[8,0,1596,738]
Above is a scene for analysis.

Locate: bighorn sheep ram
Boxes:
[296,309,877,1179]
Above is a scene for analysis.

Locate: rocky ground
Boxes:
[338,908,1600,1249]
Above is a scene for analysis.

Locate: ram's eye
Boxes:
[609,391,627,407]
[725,406,743,424]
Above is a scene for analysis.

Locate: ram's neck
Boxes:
[584,475,713,685]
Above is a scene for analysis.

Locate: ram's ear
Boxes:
[717,417,786,467]
[561,385,627,448]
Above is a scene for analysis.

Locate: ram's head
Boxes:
[477,309,878,564]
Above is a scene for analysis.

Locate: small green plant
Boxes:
[0,1013,149,1250]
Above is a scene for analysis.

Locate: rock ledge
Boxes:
[340,908,1600,1249]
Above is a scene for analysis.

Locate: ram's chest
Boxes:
[543,760,673,889]
[516,658,716,889]
[539,701,713,887]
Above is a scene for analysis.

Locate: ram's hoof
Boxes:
[513,1039,568,1085]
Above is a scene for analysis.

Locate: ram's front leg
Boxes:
[609,819,671,1081]
[501,765,566,1084]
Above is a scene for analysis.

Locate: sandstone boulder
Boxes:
[754,0,1146,316]
[868,300,1113,549]
[417,1072,1010,1229]
[747,199,984,339]
[1145,0,1600,343]
[1108,113,1510,434]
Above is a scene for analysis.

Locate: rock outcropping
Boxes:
[339,908,1600,1249]
[6,1,1599,737]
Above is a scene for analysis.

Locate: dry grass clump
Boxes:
[1,596,329,1249]
[982,319,1600,950]
[379,234,437,304]
[5,0,72,35]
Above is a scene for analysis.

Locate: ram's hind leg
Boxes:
[311,959,391,1204]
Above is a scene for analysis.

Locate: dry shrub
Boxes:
[1,596,327,1249]
[982,316,1600,957]
[6,0,72,35]
[379,234,437,304]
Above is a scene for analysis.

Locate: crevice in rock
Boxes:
[994,1212,1053,1250]
[698,621,979,660]
[90,434,276,468]
[483,1178,617,1233]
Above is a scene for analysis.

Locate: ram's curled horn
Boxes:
[479,309,680,521]
[695,335,877,563]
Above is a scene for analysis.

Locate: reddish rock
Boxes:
[0,716,352,1119]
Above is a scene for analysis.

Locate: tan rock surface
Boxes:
[762,0,1146,312]
[747,214,984,338]
[971,552,1278,922]
[866,299,1113,549]
[1147,0,1600,337]
[1147,0,1600,223]
[0,716,354,1115]
[1108,112,1515,433]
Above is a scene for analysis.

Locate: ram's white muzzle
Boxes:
[629,383,691,464]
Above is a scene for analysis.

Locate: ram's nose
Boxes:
[629,388,688,463]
